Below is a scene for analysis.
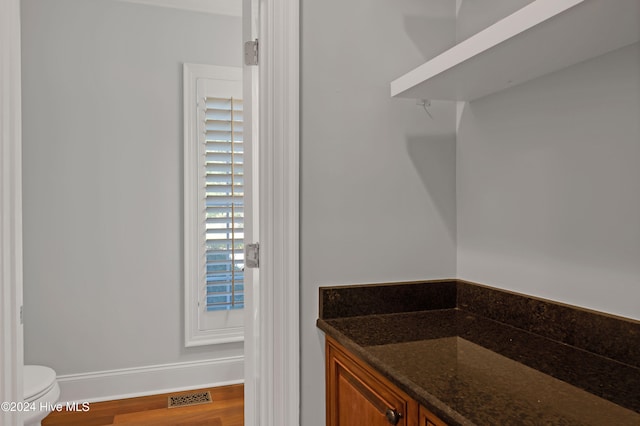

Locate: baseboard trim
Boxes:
[56,357,244,404]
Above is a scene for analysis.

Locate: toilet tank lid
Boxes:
[23,365,57,400]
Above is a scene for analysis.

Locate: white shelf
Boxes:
[391,0,640,101]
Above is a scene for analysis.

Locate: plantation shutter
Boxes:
[200,94,245,313]
[185,65,244,345]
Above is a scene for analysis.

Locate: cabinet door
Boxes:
[326,337,417,426]
[419,405,447,426]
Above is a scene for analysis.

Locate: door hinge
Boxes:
[245,243,260,268]
[20,305,23,325]
[244,39,259,66]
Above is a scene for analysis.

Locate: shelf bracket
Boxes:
[416,99,433,119]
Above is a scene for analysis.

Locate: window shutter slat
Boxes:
[201,95,244,312]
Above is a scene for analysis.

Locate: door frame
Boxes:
[1,0,24,425]
[0,0,299,424]
[252,0,300,424]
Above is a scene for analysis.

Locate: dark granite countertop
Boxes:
[317,281,640,426]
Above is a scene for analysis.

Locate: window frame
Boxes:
[184,63,245,347]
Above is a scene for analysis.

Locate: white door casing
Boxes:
[1,0,25,425]
[247,0,300,424]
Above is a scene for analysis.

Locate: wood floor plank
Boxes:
[112,410,224,426]
[113,399,242,424]
[42,385,243,426]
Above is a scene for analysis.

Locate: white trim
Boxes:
[56,357,244,404]
[113,0,243,16]
[1,0,24,425]
[257,0,300,424]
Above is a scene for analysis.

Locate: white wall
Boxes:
[457,42,640,320]
[455,0,533,42]
[21,0,243,380]
[300,1,457,425]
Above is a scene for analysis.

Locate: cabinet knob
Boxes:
[385,408,401,425]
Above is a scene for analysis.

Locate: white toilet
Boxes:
[23,365,60,426]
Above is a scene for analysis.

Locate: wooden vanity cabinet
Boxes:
[326,336,448,426]
[326,336,418,426]
[419,405,448,426]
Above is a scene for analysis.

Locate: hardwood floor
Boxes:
[42,384,243,426]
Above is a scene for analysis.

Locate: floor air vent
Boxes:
[168,391,213,408]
